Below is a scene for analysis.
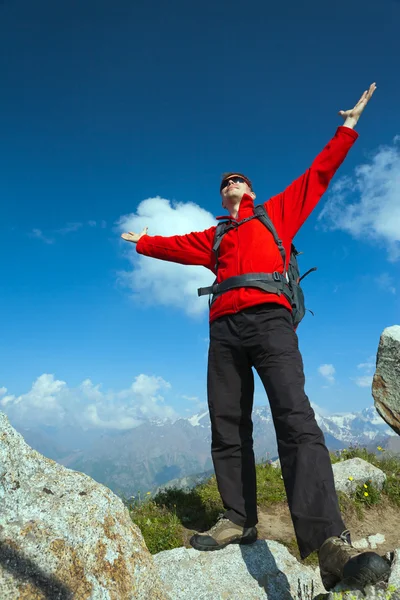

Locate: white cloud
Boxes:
[87,220,107,228]
[357,360,375,371]
[318,136,400,260]
[353,357,375,388]
[375,273,396,295]
[56,222,83,235]
[318,363,335,384]
[30,221,101,243]
[182,395,200,402]
[116,197,216,317]
[0,373,177,430]
[182,394,207,412]
[30,228,54,244]
[354,375,373,388]
[311,402,332,417]
[131,373,171,397]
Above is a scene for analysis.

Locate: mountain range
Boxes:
[13,405,398,499]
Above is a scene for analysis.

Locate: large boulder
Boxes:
[0,411,166,600]
[154,542,399,600]
[154,540,325,599]
[373,326,400,435]
[332,457,386,495]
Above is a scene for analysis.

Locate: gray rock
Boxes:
[321,583,400,599]
[373,325,400,436]
[389,549,400,593]
[332,457,386,495]
[368,534,386,549]
[0,411,165,600]
[154,540,325,599]
[351,534,386,551]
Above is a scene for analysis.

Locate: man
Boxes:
[122,83,390,591]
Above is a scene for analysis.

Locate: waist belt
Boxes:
[198,272,292,304]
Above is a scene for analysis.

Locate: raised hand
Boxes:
[339,83,377,126]
[121,226,148,243]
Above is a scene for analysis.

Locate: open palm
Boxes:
[121,227,148,243]
[339,82,376,121]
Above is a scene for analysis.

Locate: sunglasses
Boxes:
[220,176,247,191]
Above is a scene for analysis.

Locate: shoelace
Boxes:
[339,529,352,545]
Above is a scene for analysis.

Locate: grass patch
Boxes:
[150,475,224,531]
[127,475,224,553]
[256,461,286,505]
[278,537,319,567]
[128,500,184,554]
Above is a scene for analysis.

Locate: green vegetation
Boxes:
[125,446,400,556]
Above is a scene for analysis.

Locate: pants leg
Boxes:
[243,304,346,559]
[207,314,258,528]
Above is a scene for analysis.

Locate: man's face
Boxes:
[220,175,255,207]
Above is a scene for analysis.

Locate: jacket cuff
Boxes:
[337,125,359,140]
[135,235,148,254]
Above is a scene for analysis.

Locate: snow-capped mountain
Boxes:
[184,405,393,456]
[314,406,393,446]
[12,405,395,499]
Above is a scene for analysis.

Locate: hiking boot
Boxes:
[189,517,257,551]
[318,529,391,591]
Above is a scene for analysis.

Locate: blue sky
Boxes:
[1,0,399,431]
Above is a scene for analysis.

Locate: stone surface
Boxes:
[353,538,370,550]
[332,458,386,495]
[352,535,386,551]
[321,584,400,599]
[389,550,400,594]
[373,325,400,436]
[154,540,325,600]
[0,411,165,600]
[368,534,386,550]
[155,542,400,600]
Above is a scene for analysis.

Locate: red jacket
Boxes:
[136,126,358,323]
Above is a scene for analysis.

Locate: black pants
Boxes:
[207,303,346,559]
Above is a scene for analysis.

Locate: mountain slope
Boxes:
[12,405,396,498]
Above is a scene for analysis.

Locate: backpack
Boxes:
[197,204,316,327]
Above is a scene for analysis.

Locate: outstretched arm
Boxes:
[121,226,217,271]
[267,83,377,240]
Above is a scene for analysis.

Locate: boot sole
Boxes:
[190,531,257,552]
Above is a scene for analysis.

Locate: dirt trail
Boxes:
[256,498,400,557]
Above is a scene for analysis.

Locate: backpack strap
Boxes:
[213,222,232,253]
[298,267,317,283]
[198,271,291,301]
[212,221,236,272]
[253,204,287,272]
